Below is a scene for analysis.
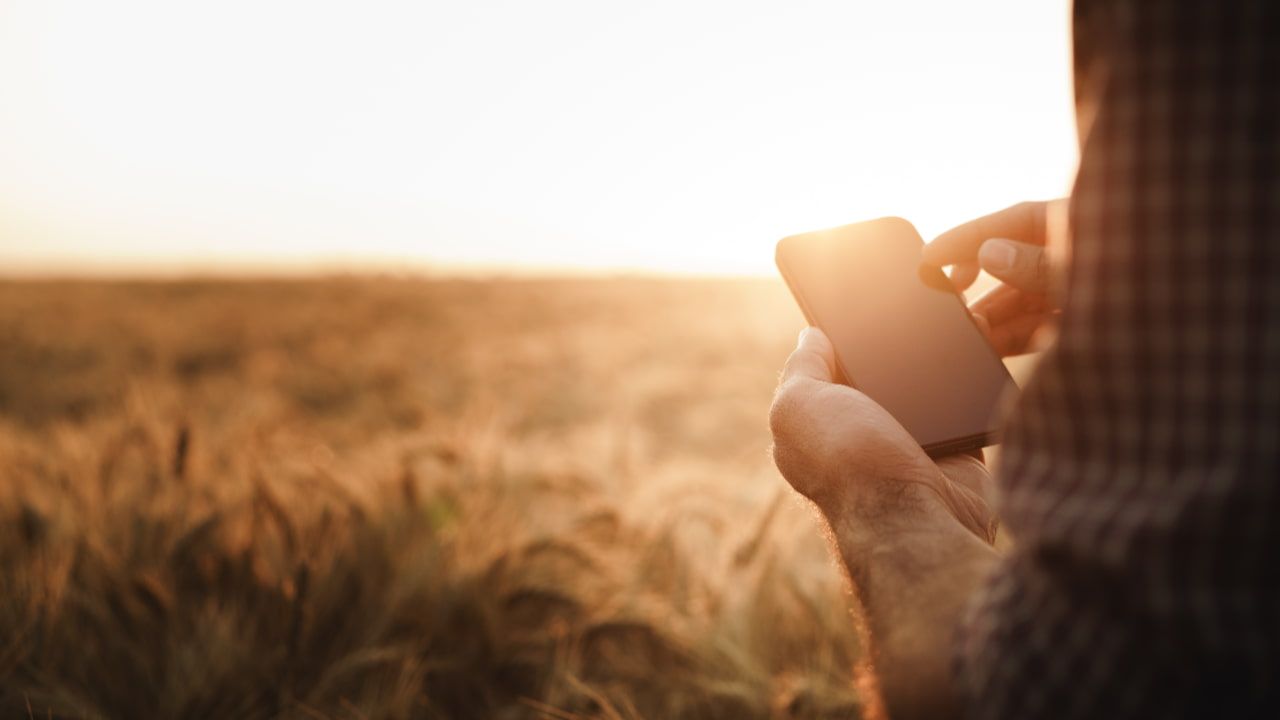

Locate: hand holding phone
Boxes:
[776,217,1017,456]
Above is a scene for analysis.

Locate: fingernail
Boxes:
[980,239,1017,272]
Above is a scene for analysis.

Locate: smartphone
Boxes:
[775,217,1016,456]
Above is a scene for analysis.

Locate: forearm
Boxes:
[822,498,999,719]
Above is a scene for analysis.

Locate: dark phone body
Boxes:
[775,217,1017,457]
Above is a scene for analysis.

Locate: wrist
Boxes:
[817,473,999,619]
[828,515,999,720]
[814,469,960,557]
[832,513,990,592]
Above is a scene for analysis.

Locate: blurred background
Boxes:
[1,0,1074,275]
[0,1,1075,718]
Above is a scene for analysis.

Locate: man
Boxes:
[769,2,1278,718]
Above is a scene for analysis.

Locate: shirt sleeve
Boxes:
[952,1,1280,717]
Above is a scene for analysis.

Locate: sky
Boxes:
[0,0,1077,276]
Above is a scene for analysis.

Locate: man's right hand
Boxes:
[922,200,1066,356]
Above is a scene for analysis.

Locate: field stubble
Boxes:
[0,277,868,719]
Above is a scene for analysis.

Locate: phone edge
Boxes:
[775,239,852,386]
[922,432,995,458]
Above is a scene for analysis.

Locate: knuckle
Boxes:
[768,389,791,438]
[1034,246,1050,282]
[769,441,797,479]
[1013,201,1046,236]
[1014,199,1039,216]
[768,381,803,437]
[1008,200,1034,224]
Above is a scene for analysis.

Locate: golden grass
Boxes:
[0,277,864,719]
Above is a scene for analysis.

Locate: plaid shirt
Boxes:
[953,1,1279,717]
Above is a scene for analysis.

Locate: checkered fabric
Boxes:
[953,1,1280,717]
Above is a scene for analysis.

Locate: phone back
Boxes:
[776,217,1016,455]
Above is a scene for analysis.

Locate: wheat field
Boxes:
[0,277,869,719]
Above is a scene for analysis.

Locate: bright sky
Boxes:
[0,0,1076,276]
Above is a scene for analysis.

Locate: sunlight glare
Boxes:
[0,0,1076,275]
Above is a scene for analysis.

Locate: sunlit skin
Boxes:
[770,200,1063,719]
[927,199,1067,355]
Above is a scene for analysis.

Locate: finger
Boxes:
[978,239,1052,294]
[970,282,1020,319]
[934,454,999,543]
[971,283,1048,326]
[922,201,1048,269]
[947,260,980,291]
[971,312,992,343]
[989,311,1054,356]
[770,328,844,482]
[779,327,836,385]
[935,454,994,505]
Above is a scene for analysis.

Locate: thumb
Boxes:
[978,238,1051,294]
[779,327,837,384]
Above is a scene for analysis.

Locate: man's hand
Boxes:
[770,327,998,546]
[770,327,1000,720]
[923,200,1067,356]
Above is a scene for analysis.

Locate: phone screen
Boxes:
[776,217,1016,454]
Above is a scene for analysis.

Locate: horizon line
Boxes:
[0,257,779,282]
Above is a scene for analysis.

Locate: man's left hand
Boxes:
[769,327,999,548]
